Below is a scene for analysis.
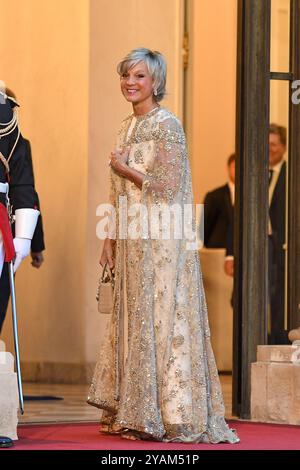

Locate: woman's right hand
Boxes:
[100,238,115,269]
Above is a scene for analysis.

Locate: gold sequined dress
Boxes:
[87,107,239,443]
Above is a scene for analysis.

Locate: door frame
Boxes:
[234,0,300,417]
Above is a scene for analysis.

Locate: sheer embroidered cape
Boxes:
[88,107,239,443]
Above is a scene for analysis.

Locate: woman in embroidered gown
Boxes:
[88,48,239,444]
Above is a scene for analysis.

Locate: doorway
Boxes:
[233,0,300,418]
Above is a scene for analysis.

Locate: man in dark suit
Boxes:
[0,90,45,334]
[268,124,287,344]
[225,124,287,344]
[203,153,235,248]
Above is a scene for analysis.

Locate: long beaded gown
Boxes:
[87,106,239,443]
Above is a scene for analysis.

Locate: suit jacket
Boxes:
[203,184,233,248]
[269,161,286,268]
[226,161,286,258]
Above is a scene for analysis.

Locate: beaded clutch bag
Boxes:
[96,263,114,314]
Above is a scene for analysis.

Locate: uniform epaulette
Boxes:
[0,91,19,108]
[7,95,19,108]
[0,90,6,104]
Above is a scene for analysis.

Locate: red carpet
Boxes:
[3,421,300,450]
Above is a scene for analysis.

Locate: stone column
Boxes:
[0,340,19,440]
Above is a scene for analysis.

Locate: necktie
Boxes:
[269,169,274,185]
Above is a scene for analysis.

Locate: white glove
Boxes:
[13,238,31,273]
[15,208,40,239]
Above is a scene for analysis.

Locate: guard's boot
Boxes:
[0,436,14,448]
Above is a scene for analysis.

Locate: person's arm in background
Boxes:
[224,221,234,276]
[31,190,45,268]
[24,140,45,268]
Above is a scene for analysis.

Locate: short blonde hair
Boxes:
[117,48,167,102]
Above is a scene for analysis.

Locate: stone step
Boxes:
[251,361,300,425]
[257,345,300,363]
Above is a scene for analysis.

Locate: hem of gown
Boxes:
[100,426,156,441]
[97,414,240,444]
[115,419,165,441]
[87,398,117,414]
[87,401,240,444]
[163,428,240,444]
[98,424,240,444]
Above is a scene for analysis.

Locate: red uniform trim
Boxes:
[0,202,15,261]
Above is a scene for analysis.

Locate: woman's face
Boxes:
[120,61,155,106]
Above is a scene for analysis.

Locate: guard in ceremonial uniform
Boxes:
[0,89,39,275]
[0,89,40,447]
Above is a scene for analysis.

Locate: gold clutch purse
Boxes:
[96,263,115,314]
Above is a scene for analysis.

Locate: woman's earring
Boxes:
[154,89,158,96]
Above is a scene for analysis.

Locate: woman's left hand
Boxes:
[109,148,129,173]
